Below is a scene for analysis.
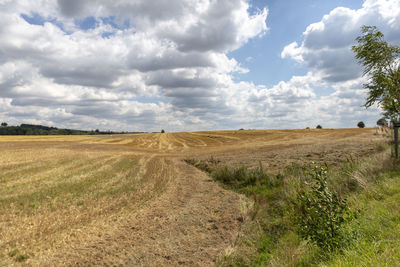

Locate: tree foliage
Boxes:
[357,121,365,128]
[316,125,322,129]
[1,122,7,127]
[295,165,355,251]
[377,117,388,126]
[352,26,400,121]
[0,124,123,135]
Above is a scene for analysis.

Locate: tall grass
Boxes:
[186,142,400,266]
[325,161,400,265]
[185,158,289,265]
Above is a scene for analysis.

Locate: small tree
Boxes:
[295,165,355,251]
[1,122,7,127]
[377,117,388,126]
[357,121,365,128]
[161,129,165,133]
[316,125,322,129]
[352,26,400,121]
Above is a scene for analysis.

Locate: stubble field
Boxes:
[0,128,386,266]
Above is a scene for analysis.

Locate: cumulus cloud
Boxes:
[161,0,268,52]
[57,0,86,18]
[0,0,270,131]
[276,0,400,128]
[281,0,400,83]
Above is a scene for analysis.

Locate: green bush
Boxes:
[294,164,355,251]
[377,117,388,126]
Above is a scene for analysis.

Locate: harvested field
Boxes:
[0,128,388,266]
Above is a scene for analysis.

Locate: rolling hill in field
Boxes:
[0,128,387,265]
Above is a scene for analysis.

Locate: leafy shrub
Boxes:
[357,121,365,128]
[294,164,355,251]
[316,125,322,129]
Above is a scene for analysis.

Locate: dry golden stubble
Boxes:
[0,128,385,265]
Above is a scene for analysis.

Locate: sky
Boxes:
[0,0,399,132]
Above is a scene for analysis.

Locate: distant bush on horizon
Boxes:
[0,124,129,135]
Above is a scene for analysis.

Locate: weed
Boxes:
[15,254,29,262]
[8,249,18,257]
[197,147,395,266]
[8,249,29,262]
[187,158,286,265]
[192,160,281,191]
[375,141,389,152]
[325,167,400,265]
[184,157,221,173]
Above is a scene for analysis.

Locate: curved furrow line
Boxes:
[26,157,243,266]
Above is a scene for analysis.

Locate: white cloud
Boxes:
[282,0,400,83]
[276,0,400,128]
[0,0,396,131]
[0,0,269,131]
[281,42,303,62]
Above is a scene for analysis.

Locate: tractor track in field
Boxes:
[27,156,245,267]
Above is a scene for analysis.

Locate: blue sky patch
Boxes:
[75,16,97,30]
[21,12,68,33]
[101,16,130,30]
[101,32,115,39]
[229,0,364,87]
[21,13,46,26]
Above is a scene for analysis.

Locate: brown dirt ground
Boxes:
[0,128,389,266]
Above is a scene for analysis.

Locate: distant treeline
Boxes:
[0,124,132,135]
